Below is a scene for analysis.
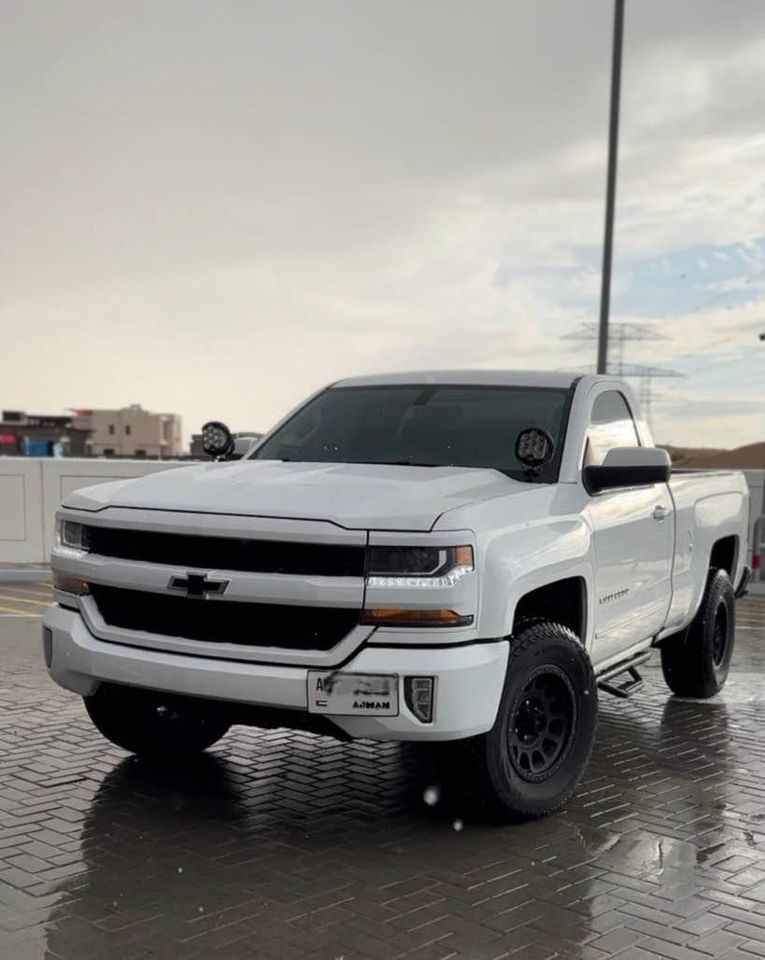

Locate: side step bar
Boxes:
[596,651,651,699]
[735,564,752,599]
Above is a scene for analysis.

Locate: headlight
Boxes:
[366,545,473,588]
[55,520,90,552]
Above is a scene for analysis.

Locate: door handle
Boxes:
[652,505,670,521]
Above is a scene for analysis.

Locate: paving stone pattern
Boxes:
[1,593,764,960]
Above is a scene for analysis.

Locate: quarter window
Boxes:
[585,391,639,467]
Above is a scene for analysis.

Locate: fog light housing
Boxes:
[42,627,53,668]
[405,676,435,723]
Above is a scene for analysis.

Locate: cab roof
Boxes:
[333,370,582,389]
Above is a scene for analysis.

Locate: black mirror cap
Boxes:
[584,461,671,493]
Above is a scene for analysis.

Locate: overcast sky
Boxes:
[3,0,765,448]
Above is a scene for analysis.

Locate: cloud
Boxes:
[2,0,765,449]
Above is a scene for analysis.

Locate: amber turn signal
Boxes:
[451,545,474,567]
[361,608,473,628]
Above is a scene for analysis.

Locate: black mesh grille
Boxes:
[90,585,359,650]
[84,526,364,577]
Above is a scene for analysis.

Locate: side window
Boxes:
[585,391,640,467]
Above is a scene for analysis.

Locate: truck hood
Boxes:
[64,460,525,531]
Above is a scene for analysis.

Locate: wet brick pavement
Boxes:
[1,585,764,960]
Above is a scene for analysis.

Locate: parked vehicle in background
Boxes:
[44,371,750,820]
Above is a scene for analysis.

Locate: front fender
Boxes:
[478,515,594,643]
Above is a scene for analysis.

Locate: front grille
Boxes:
[90,585,359,650]
[84,526,364,577]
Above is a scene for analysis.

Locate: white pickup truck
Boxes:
[44,371,751,820]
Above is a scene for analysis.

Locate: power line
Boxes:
[563,320,681,427]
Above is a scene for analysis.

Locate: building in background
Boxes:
[0,410,91,457]
[71,405,182,458]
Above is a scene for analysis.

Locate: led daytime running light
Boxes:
[367,564,473,589]
[366,545,473,587]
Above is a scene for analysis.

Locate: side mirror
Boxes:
[584,446,670,493]
[229,436,257,461]
[201,421,234,459]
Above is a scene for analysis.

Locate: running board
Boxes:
[596,651,651,699]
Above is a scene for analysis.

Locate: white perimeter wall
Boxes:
[0,457,190,564]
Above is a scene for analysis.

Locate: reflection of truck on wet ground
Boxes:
[44,371,750,819]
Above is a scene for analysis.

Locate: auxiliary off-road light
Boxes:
[53,572,90,597]
[201,420,234,459]
[360,608,473,628]
[405,677,435,723]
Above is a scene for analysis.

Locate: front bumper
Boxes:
[42,605,509,742]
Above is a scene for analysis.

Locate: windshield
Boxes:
[253,384,573,482]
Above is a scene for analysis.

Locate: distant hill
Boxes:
[663,442,765,469]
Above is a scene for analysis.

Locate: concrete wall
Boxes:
[0,457,189,564]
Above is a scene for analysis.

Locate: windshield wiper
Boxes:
[371,460,440,467]
[271,457,439,467]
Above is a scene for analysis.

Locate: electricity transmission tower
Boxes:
[563,321,682,427]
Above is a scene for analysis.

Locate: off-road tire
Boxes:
[465,620,598,821]
[661,568,735,699]
[85,683,231,756]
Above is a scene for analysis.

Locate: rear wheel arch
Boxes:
[708,535,738,579]
[683,535,740,625]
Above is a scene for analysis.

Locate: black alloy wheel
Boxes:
[508,667,576,781]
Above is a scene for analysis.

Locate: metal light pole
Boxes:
[597,0,625,375]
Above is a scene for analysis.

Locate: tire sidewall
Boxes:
[484,624,597,817]
[703,570,735,689]
[661,568,736,699]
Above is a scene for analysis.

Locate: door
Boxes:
[584,390,673,666]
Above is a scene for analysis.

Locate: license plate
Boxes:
[307,672,399,716]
